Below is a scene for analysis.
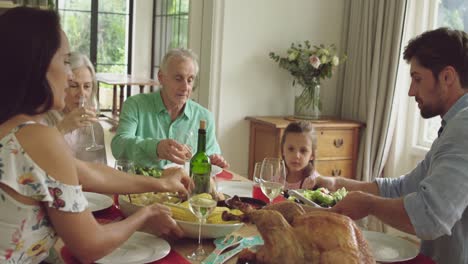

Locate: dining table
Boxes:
[55,170,435,264]
[96,73,159,116]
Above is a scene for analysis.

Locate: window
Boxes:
[56,0,133,110]
[414,0,467,149]
[151,0,190,77]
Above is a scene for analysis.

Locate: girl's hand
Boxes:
[144,203,184,237]
[159,167,191,197]
[57,107,98,134]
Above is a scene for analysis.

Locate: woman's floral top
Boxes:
[0,122,88,264]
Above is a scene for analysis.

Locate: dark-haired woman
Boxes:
[0,7,189,264]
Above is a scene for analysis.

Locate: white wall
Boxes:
[131,1,153,78]
[212,0,346,175]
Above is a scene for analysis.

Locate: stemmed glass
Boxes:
[79,95,104,152]
[114,159,135,204]
[173,130,195,173]
[260,157,286,204]
[186,174,217,260]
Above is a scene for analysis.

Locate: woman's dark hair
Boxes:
[281,121,317,178]
[403,27,468,88]
[0,7,61,124]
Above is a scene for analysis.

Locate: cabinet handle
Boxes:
[333,138,344,148]
[331,169,342,176]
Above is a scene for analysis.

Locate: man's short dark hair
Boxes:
[0,7,61,123]
[403,27,468,88]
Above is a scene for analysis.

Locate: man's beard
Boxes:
[419,102,439,119]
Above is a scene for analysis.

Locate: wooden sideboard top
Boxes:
[245,116,365,129]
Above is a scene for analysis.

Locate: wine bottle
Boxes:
[190,120,211,194]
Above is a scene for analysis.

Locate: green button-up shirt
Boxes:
[111,91,221,169]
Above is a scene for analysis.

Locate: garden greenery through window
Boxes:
[56,0,132,111]
[151,0,190,77]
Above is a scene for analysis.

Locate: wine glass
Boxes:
[260,157,286,204]
[173,130,195,173]
[79,95,104,152]
[113,159,135,205]
[252,161,269,203]
[186,173,217,260]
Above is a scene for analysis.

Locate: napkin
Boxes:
[216,170,233,181]
[202,235,264,264]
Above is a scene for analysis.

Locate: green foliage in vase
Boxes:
[270,41,346,115]
[269,41,346,88]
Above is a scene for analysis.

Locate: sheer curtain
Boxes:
[384,0,439,180]
[338,0,407,231]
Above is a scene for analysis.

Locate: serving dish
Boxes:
[175,220,243,239]
[287,189,323,208]
[118,195,244,239]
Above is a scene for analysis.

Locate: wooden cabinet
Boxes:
[246,116,364,180]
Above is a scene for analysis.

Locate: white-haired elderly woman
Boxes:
[43,52,107,164]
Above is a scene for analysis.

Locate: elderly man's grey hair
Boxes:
[159,48,199,76]
[69,52,98,99]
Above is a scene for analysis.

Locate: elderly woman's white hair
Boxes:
[69,52,98,99]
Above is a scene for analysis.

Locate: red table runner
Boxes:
[60,205,190,264]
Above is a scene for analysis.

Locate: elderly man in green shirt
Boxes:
[111,48,229,170]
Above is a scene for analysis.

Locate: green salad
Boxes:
[302,187,348,207]
[134,165,162,178]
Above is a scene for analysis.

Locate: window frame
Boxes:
[408,0,465,159]
[55,0,134,74]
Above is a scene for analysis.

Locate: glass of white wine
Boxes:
[260,157,286,204]
[173,130,195,173]
[79,95,104,152]
[186,174,217,260]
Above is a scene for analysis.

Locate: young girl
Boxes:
[281,121,319,189]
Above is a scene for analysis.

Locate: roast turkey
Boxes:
[223,198,375,264]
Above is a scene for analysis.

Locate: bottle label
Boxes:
[192,173,211,194]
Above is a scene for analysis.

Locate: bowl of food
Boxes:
[287,187,348,208]
[119,194,244,239]
[175,220,243,239]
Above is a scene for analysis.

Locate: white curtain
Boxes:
[338,0,407,231]
[384,0,439,180]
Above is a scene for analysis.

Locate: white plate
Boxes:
[96,232,170,264]
[217,181,253,198]
[163,163,223,177]
[84,192,114,212]
[363,231,419,263]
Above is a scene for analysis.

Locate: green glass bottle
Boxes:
[190,120,211,194]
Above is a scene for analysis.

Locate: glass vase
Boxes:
[294,83,321,119]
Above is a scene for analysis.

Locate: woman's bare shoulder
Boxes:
[15,123,79,185]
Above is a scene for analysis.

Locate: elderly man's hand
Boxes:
[209,154,229,169]
[157,139,191,165]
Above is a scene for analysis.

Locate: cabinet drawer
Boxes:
[315,160,353,178]
[316,129,354,159]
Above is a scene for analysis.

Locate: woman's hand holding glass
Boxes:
[260,157,286,204]
[57,105,97,134]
